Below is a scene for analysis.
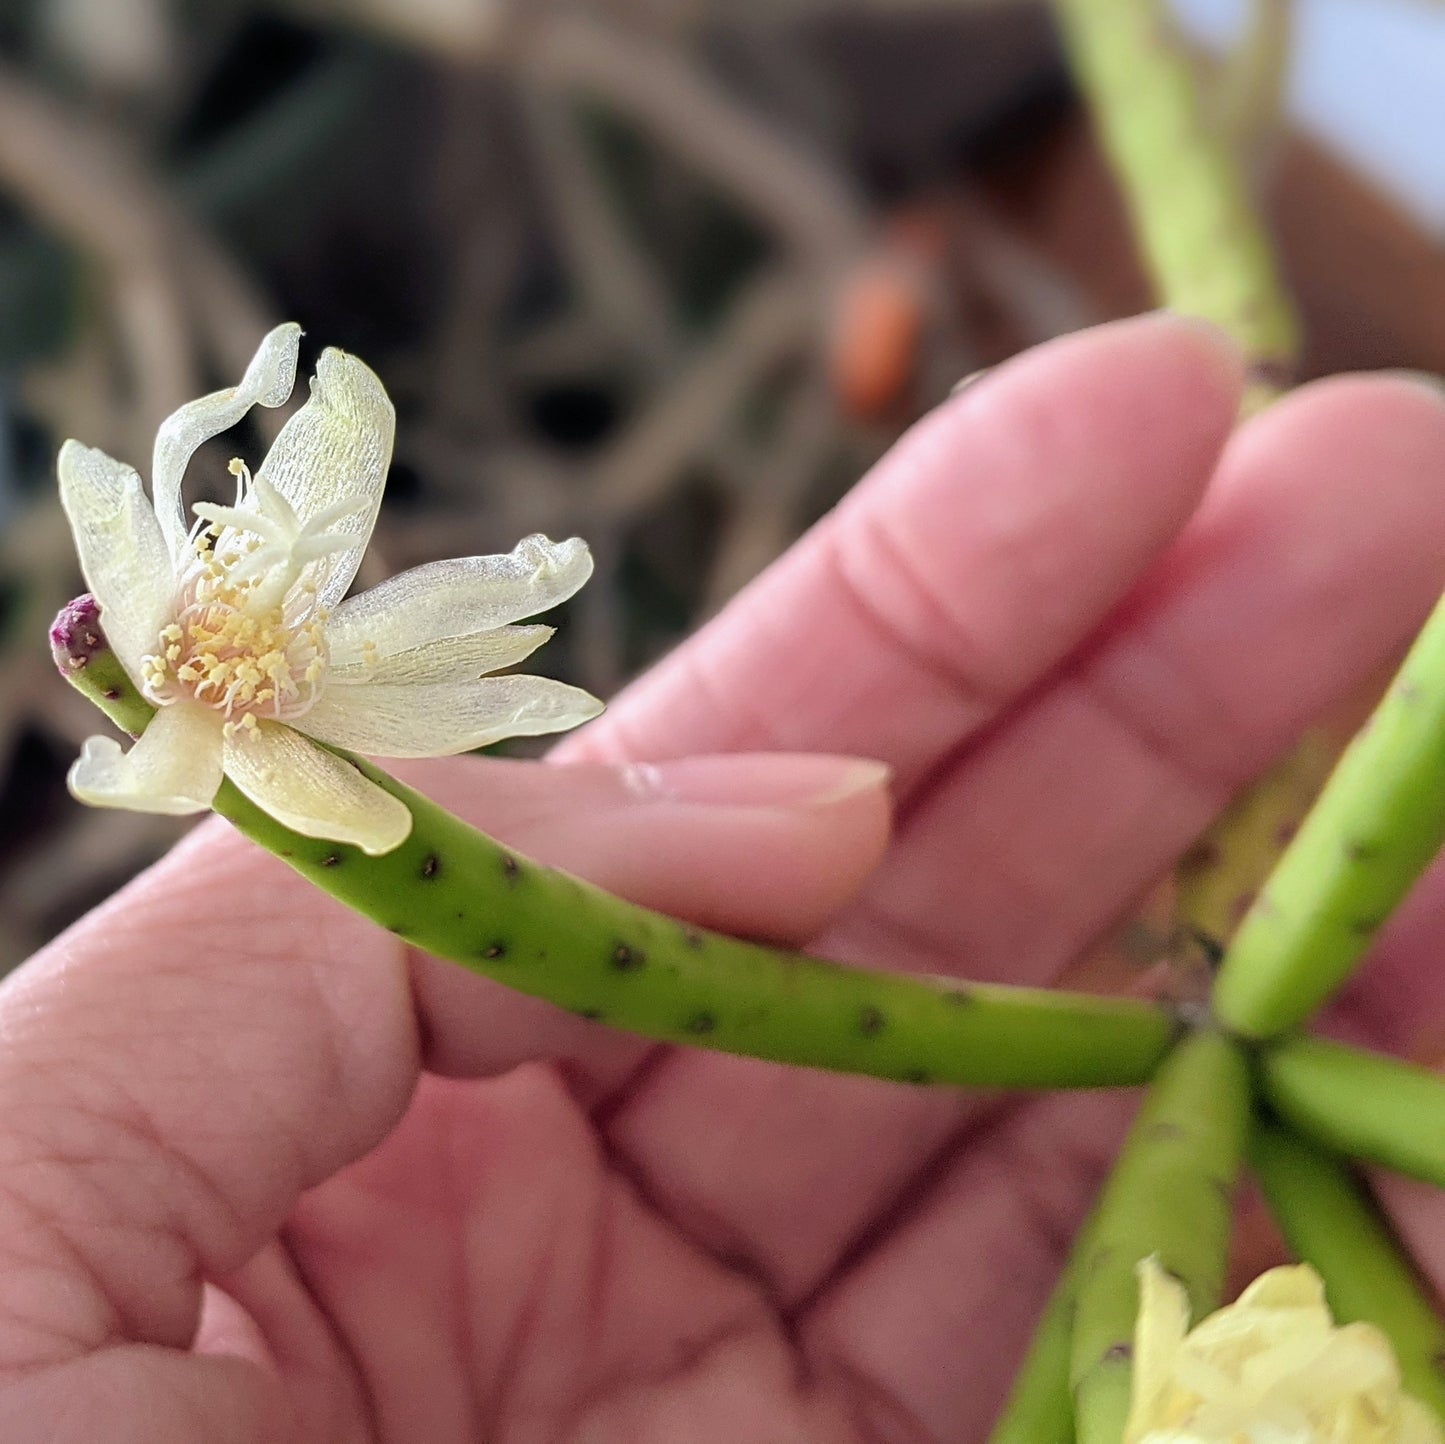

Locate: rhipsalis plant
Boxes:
[51,294,1445,1444]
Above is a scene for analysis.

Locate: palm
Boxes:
[5,317,1445,1443]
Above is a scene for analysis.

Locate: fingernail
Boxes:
[950,366,992,397]
[620,753,892,808]
[1373,369,1445,402]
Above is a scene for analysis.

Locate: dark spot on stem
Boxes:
[612,944,644,972]
[501,853,521,885]
[576,1007,604,1022]
[686,1012,717,1035]
[1247,357,1296,393]
[103,687,121,701]
[680,926,706,950]
[320,853,342,868]
[1351,915,1386,935]
[482,943,506,960]
[1397,679,1423,705]
[279,849,294,859]
[1145,1122,1186,1143]
[1102,1342,1133,1364]
[1344,839,1377,863]
[945,988,975,1007]
[1188,928,1225,968]
[420,853,441,880]
[902,1068,932,1085]
[860,1005,886,1037]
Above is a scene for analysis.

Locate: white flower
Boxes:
[59,323,601,855]
[1126,1258,1443,1444]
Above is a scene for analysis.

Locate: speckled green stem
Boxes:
[1071,1030,1250,1444]
[988,1227,1090,1444]
[54,601,1178,1091]
[1052,0,1299,412]
[1251,1118,1445,1420]
[1214,591,1445,1039]
[1260,1035,1445,1188]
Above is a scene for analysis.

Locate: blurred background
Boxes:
[0,0,1440,969]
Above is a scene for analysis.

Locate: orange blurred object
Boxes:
[829,212,944,421]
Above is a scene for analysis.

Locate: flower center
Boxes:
[138,458,360,738]
[140,545,328,738]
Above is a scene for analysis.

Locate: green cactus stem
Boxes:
[1260,1035,1445,1188]
[54,598,1178,1092]
[1054,0,1330,1000]
[1214,590,1445,1039]
[1052,0,1300,413]
[1070,1029,1250,1444]
[988,1225,1092,1444]
[1251,1119,1445,1421]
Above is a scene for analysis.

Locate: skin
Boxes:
[3,314,1445,1443]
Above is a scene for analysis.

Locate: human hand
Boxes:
[3,313,1445,1443]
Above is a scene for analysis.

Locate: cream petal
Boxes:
[298,674,603,758]
[255,347,395,610]
[151,323,301,563]
[57,440,175,682]
[327,625,554,685]
[1126,1259,1193,1444]
[325,534,593,661]
[67,703,224,815]
[223,721,411,855]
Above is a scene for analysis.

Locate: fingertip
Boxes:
[1251,368,1445,454]
[937,310,1245,438]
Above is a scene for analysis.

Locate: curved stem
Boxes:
[1070,1029,1251,1444]
[1051,0,1299,413]
[1260,1035,1445,1188]
[1214,590,1445,1039]
[988,1232,1088,1444]
[1053,0,1327,993]
[1251,1118,1445,1421]
[54,600,1177,1093]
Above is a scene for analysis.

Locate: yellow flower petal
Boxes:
[324,533,594,663]
[222,721,412,855]
[151,322,301,562]
[298,674,603,758]
[254,347,395,610]
[67,703,224,815]
[327,624,554,686]
[1125,1261,1445,1444]
[56,441,175,683]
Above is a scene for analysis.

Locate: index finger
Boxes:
[554,311,1245,794]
